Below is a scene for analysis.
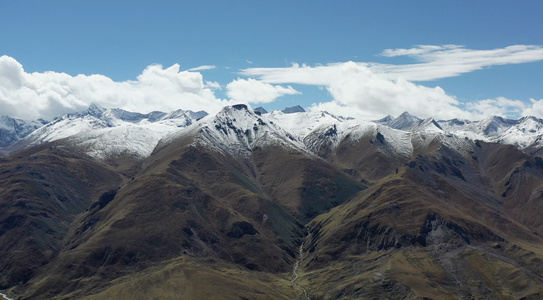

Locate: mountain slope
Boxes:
[3,106,543,299]
[301,139,543,299]
[0,116,46,148]
[4,105,207,160]
[0,142,122,290]
[10,105,364,299]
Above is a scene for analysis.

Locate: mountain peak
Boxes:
[188,104,306,158]
[397,111,420,120]
[162,109,207,122]
[253,107,268,115]
[282,105,305,114]
[421,117,443,132]
[479,115,516,135]
[86,103,106,117]
[0,116,46,147]
[216,104,255,116]
[387,111,422,130]
[232,104,249,111]
[375,115,394,124]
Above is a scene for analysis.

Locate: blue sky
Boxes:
[1,1,543,120]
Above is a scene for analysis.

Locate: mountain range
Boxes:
[2,104,543,299]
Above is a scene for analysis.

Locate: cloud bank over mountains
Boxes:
[1,45,543,121]
[226,78,300,104]
[0,56,232,120]
[242,45,543,120]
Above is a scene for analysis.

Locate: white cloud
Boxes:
[241,45,543,120]
[243,45,543,84]
[187,65,216,71]
[205,81,222,90]
[226,78,300,104]
[380,44,463,59]
[466,97,527,119]
[465,97,543,120]
[3,45,543,122]
[521,98,543,118]
[376,44,543,81]
[242,62,467,120]
[0,56,228,120]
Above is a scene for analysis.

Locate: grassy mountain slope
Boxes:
[299,141,543,299]
[3,115,543,299]
[0,142,122,290]
[13,128,364,299]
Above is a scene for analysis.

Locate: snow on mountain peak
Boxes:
[253,107,268,115]
[5,102,543,162]
[86,103,107,117]
[478,115,516,136]
[420,118,443,132]
[386,111,421,130]
[20,105,207,159]
[187,104,304,158]
[0,116,46,147]
[381,111,443,133]
[267,110,343,140]
[375,115,394,124]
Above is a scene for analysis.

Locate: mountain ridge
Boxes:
[4,104,543,160]
[3,104,543,299]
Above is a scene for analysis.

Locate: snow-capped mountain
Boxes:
[0,116,47,147]
[17,104,207,158]
[379,111,443,133]
[281,105,305,114]
[5,104,543,160]
[438,115,543,153]
[253,106,268,115]
[160,104,304,159]
[267,110,343,140]
[6,104,543,300]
